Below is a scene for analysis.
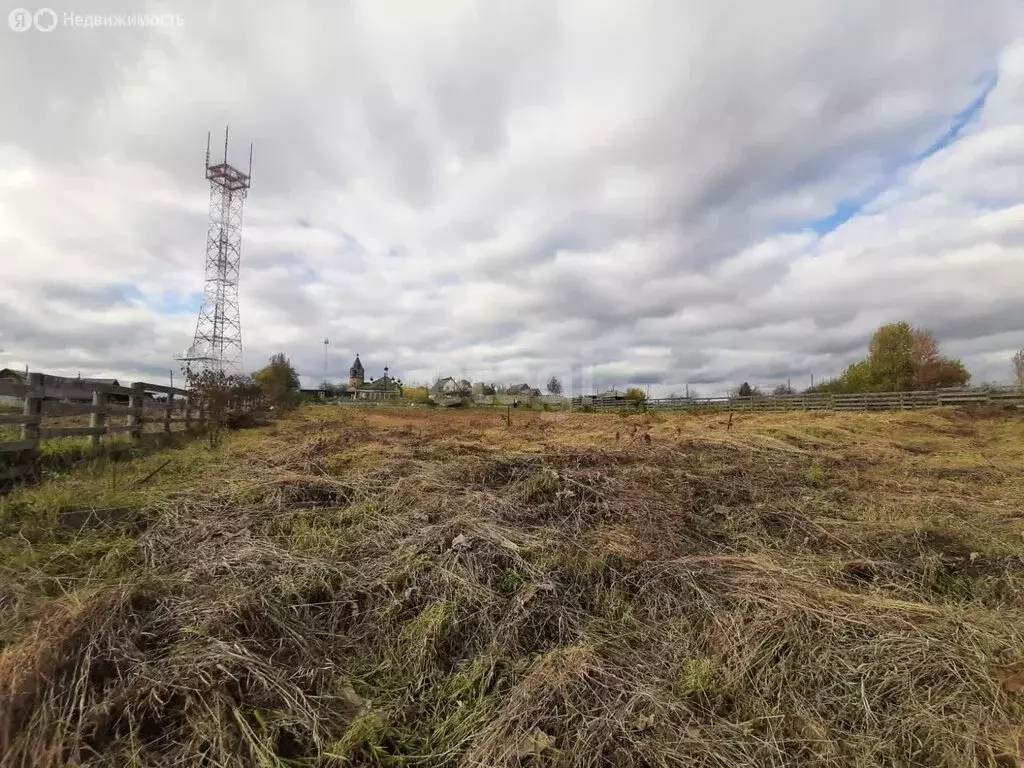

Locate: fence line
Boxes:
[576,386,1024,413]
[0,374,197,482]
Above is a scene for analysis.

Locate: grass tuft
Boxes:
[3,406,1024,766]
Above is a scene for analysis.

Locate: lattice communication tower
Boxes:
[179,127,252,378]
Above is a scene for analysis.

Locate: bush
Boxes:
[625,387,646,404]
[253,353,301,411]
[403,386,432,405]
[184,368,263,447]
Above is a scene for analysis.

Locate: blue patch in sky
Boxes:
[151,290,203,315]
[297,218,312,228]
[806,198,865,236]
[119,284,202,314]
[912,73,997,163]
[801,71,998,237]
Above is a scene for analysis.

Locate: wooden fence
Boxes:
[577,386,1024,413]
[0,374,197,482]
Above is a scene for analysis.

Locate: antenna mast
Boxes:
[179,127,252,378]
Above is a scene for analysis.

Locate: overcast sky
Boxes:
[2,1,1023,396]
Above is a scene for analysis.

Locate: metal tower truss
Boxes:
[179,128,252,378]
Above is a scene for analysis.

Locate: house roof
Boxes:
[79,378,121,387]
[358,376,400,391]
[0,368,26,381]
[430,376,457,394]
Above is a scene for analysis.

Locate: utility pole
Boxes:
[323,337,330,390]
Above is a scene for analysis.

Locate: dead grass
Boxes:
[2,406,1024,766]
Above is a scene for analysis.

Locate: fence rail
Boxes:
[0,374,199,482]
[576,386,1024,413]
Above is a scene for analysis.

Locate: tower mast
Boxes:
[179,128,252,378]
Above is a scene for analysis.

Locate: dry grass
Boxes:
[3,406,1024,766]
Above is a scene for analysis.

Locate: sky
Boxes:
[1,0,1024,397]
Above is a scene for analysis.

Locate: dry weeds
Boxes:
[2,406,1024,766]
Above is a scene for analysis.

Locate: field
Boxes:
[3,405,1024,766]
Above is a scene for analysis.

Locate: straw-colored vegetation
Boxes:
[3,405,1024,767]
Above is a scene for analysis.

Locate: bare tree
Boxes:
[1013,349,1024,390]
[546,376,563,395]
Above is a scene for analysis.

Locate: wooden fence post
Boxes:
[184,394,192,431]
[90,391,106,448]
[21,372,42,455]
[128,382,144,440]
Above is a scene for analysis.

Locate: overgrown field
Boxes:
[3,406,1024,767]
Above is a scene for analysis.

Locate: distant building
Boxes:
[506,383,541,398]
[348,354,365,389]
[0,370,131,404]
[430,376,467,406]
[348,356,401,400]
[0,368,24,405]
[353,375,401,400]
[430,377,459,397]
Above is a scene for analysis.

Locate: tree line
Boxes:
[730,321,972,398]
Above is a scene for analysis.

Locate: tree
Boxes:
[253,353,301,410]
[772,382,795,395]
[737,382,753,397]
[820,322,971,393]
[546,376,563,395]
[624,387,646,403]
[327,382,349,397]
[481,383,497,396]
[867,321,916,391]
[1013,350,1024,390]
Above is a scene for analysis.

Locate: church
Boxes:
[347,354,402,400]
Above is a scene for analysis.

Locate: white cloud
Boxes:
[1,0,1023,394]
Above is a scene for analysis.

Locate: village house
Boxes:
[506,383,542,398]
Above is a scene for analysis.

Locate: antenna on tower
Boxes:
[178,128,252,379]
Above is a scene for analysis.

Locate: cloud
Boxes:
[1,0,1024,395]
